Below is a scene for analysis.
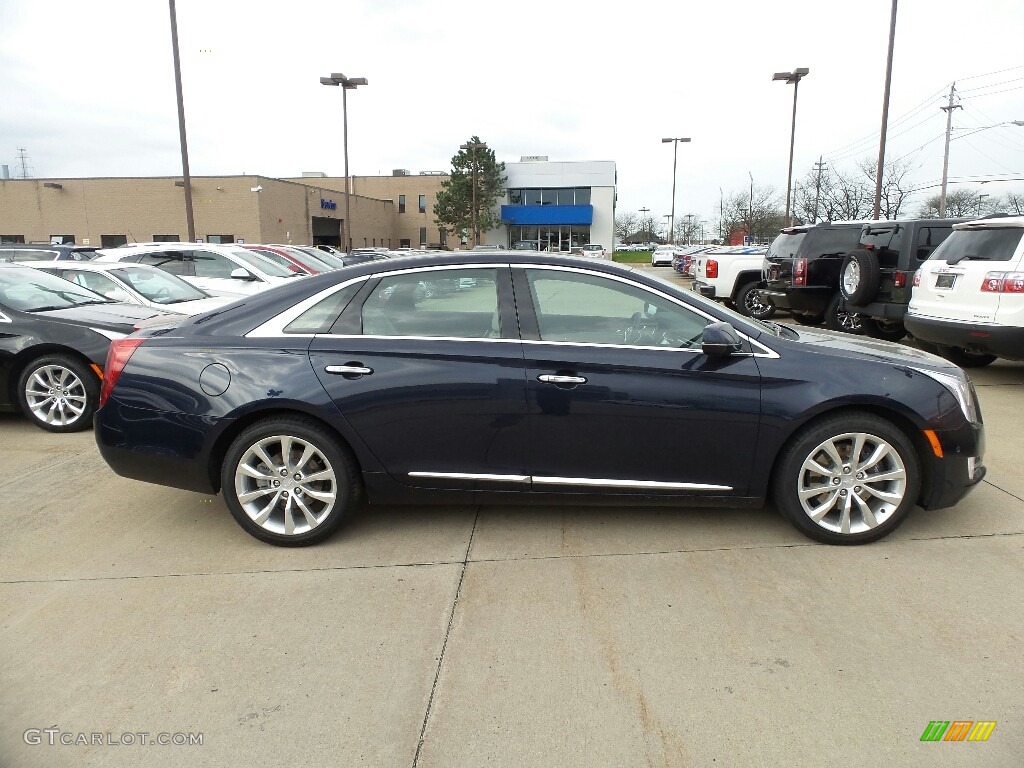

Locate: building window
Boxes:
[418,194,426,214]
[439,229,447,248]
[50,235,75,244]
[0,235,25,243]
[152,234,181,242]
[419,227,427,245]
[101,234,128,248]
[207,234,235,244]
[400,238,411,248]
[575,187,591,205]
[398,194,406,213]
[508,189,523,205]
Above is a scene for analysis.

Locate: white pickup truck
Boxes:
[690,246,773,319]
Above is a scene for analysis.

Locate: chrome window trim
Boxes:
[521,263,780,359]
[317,333,522,344]
[0,311,11,323]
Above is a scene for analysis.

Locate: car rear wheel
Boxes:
[17,355,98,433]
[792,312,825,326]
[736,282,776,320]
[860,317,907,342]
[839,250,880,304]
[221,417,360,546]
[773,412,921,544]
[936,346,997,368]
[824,293,863,334]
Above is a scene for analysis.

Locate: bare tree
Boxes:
[917,188,1001,218]
[614,211,640,241]
[999,192,1024,215]
[720,186,785,245]
[856,158,913,220]
[794,157,915,223]
[673,215,705,245]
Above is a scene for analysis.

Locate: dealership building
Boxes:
[0,157,616,251]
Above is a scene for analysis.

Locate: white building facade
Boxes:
[484,158,616,251]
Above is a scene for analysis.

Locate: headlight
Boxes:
[910,367,979,423]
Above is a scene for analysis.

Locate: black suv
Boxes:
[758,222,864,330]
[838,218,975,341]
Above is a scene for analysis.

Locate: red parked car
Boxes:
[239,244,335,275]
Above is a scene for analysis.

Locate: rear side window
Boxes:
[138,252,187,274]
[9,249,58,262]
[284,282,362,334]
[929,229,1024,263]
[809,227,861,257]
[766,233,805,260]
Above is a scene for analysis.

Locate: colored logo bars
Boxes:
[920,721,996,742]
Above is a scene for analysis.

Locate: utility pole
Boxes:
[748,172,754,244]
[873,0,898,220]
[812,156,827,223]
[639,207,650,244]
[168,0,196,242]
[719,188,724,244]
[939,83,961,218]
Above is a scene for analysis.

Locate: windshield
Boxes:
[0,267,112,311]
[228,249,298,277]
[294,247,347,269]
[766,232,806,261]
[280,247,335,272]
[112,266,208,304]
[928,228,1023,263]
[244,248,308,274]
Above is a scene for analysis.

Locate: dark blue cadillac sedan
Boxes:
[94,252,985,546]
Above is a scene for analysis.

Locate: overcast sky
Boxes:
[2,0,1022,227]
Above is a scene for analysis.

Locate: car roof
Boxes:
[954,215,1024,230]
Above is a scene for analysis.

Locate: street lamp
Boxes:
[661,138,691,244]
[773,67,809,227]
[639,206,650,245]
[663,214,672,243]
[460,140,488,248]
[320,72,368,252]
[168,0,195,242]
[685,213,695,245]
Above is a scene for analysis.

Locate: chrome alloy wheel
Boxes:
[841,260,861,296]
[796,431,908,535]
[24,364,89,427]
[233,435,338,536]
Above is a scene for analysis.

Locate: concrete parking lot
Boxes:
[2,275,1023,767]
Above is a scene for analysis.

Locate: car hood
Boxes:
[33,302,170,333]
[778,327,962,374]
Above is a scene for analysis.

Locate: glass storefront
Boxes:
[507,187,591,206]
[508,225,590,252]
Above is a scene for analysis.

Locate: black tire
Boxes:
[221,416,360,546]
[792,312,825,326]
[824,293,863,334]
[17,354,99,433]
[839,249,880,304]
[860,317,907,342]
[736,282,776,320]
[773,411,921,545]
[936,346,997,368]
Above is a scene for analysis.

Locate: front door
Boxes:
[515,266,762,496]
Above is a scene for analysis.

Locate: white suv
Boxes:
[95,243,303,298]
[905,215,1024,367]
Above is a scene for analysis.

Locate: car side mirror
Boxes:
[230,267,256,281]
[701,321,743,357]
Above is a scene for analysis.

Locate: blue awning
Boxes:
[500,205,593,226]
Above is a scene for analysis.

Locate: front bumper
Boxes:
[919,421,986,510]
[905,314,1024,361]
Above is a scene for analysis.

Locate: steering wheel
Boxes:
[152,287,171,300]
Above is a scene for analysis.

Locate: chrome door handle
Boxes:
[538,374,587,385]
[325,365,374,376]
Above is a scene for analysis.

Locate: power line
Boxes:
[965,84,1024,100]
[957,63,1024,82]
[959,75,1024,94]
[821,84,949,158]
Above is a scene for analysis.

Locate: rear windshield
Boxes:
[766,232,806,260]
[928,228,1024,263]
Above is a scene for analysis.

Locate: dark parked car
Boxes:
[0,243,100,262]
[759,222,865,331]
[95,252,985,547]
[838,218,968,341]
[0,263,170,432]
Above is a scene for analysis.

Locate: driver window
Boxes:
[191,250,237,278]
[525,269,709,348]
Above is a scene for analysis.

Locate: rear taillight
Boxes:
[794,258,807,286]
[981,271,1024,293]
[913,269,922,287]
[99,338,145,407]
[894,272,906,288]
[706,259,718,279]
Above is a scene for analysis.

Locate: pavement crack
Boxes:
[411,507,480,768]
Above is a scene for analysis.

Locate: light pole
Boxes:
[978,193,990,216]
[873,0,898,220]
[773,67,809,227]
[685,214,695,245]
[663,215,672,244]
[661,137,691,244]
[639,207,650,245]
[460,140,488,247]
[168,0,195,242]
[320,72,368,252]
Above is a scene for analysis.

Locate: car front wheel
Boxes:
[773,412,921,544]
[221,417,360,546]
[17,354,99,433]
[736,282,776,320]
